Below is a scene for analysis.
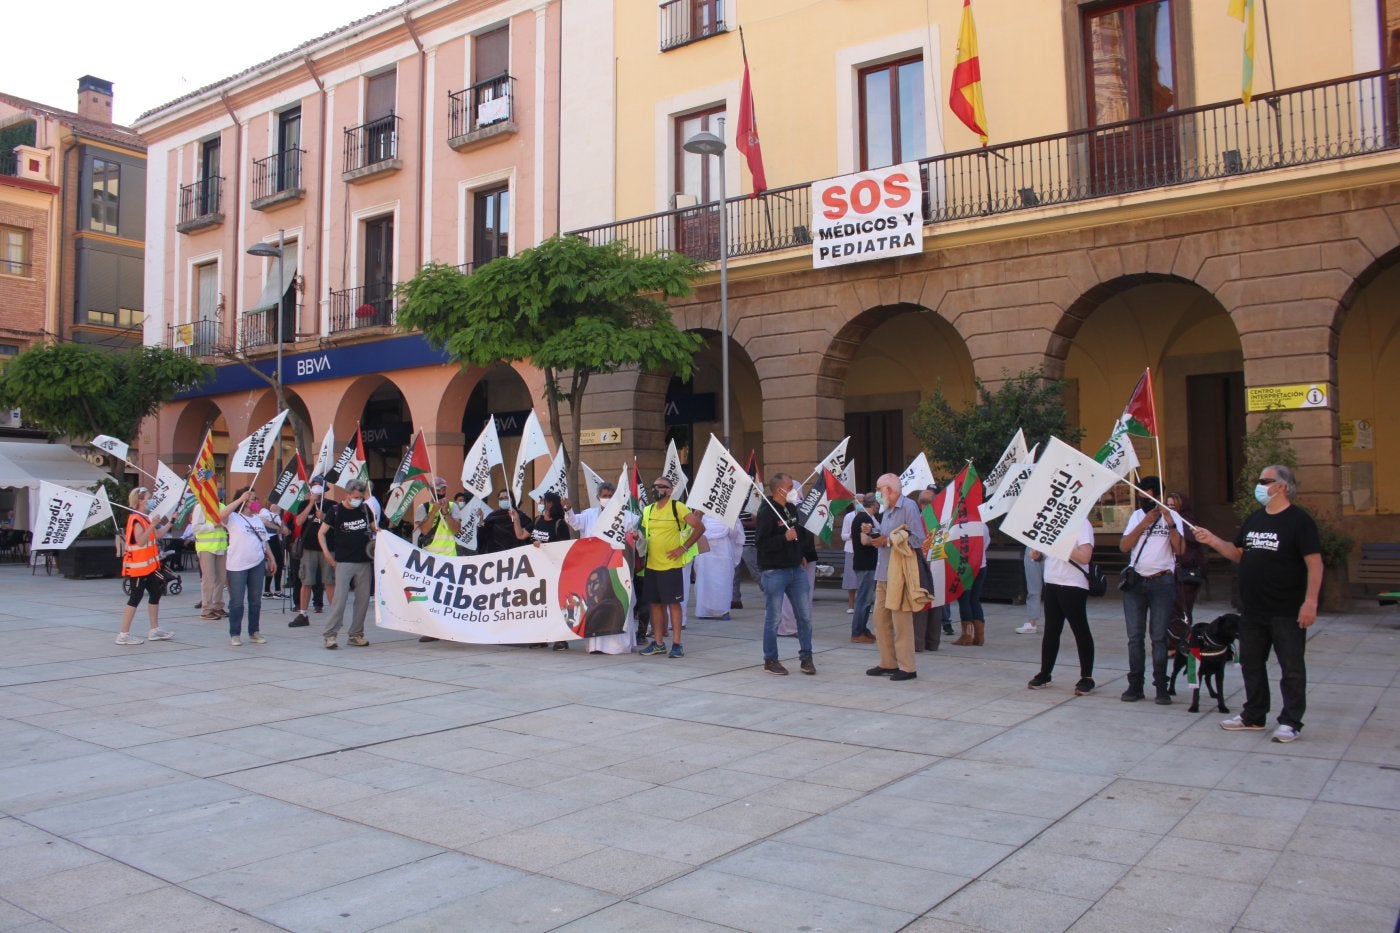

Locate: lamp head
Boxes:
[246,242,281,258]
[683,130,725,156]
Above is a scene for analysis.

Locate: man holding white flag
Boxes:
[230,410,290,473]
[685,435,754,528]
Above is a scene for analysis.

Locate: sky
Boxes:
[6,0,401,125]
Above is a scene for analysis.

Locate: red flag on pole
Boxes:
[1123,368,1158,437]
[736,30,767,196]
[949,0,989,146]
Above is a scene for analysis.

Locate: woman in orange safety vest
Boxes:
[116,486,174,646]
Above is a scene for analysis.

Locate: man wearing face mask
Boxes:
[1193,464,1321,743]
[755,473,816,675]
[292,480,334,628]
[477,489,533,554]
[318,478,375,648]
[563,483,615,537]
[637,476,703,659]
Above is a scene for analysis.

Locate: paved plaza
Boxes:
[0,562,1397,933]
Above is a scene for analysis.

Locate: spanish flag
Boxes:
[1228,0,1256,104]
[949,0,989,146]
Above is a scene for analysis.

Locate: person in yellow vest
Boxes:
[194,499,229,620]
[116,487,174,645]
[413,477,461,644]
[636,476,703,659]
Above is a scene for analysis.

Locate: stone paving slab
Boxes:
[0,564,1397,931]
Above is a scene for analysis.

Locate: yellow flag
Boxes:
[1227,0,1256,105]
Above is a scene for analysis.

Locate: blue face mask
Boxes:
[1254,482,1273,507]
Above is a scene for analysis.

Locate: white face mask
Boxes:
[598,496,611,506]
[311,485,325,496]
[348,497,364,508]
[498,498,510,509]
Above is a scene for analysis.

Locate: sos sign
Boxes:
[810,162,924,269]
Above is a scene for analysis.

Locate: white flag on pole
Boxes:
[453,498,494,551]
[662,438,689,500]
[816,437,850,476]
[1094,416,1141,479]
[91,435,129,462]
[1000,438,1120,561]
[979,444,1039,523]
[900,452,935,495]
[529,447,569,504]
[148,461,185,519]
[984,428,1028,495]
[685,435,754,528]
[312,425,336,478]
[230,410,289,473]
[33,481,96,550]
[461,417,504,499]
[511,410,551,503]
[590,467,633,549]
[580,461,608,508]
[81,485,114,531]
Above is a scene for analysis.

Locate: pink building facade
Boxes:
[136,0,566,492]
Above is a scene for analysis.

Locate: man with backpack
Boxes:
[636,475,703,658]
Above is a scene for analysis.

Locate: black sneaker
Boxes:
[1027,673,1052,689]
[1154,690,1173,705]
[1120,688,1144,702]
[890,670,917,682]
[764,659,789,675]
[1073,678,1095,696]
[866,666,897,677]
[289,613,310,628]
[799,657,815,675]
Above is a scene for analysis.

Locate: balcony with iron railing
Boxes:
[168,319,221,358]
[448,75,516,151]
[251,148,305,210]
[0,152,17,177]
[329,282,396,334]
[241,305,298,350]
[659,0,728,52]
[176,177,224,234]
[343,114,401,182]
[571,67,1400,262]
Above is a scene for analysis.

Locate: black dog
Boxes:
[1167,612,1241,713]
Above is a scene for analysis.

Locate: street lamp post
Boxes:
[247,230,287,472]
[683,118,730,450]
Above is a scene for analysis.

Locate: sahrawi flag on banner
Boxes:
[921,464,984,607]
[685,435,755,528]
[461,417,503,500]
[34,481,97,550]
[272,453,309,513]
[230,410,289,473]
[1001,437,1121,561]
[90,435,129,462]
[1094,369,1157,478]
[327,425,369,489]
[980,443,1038,523]
[900,451,935,496]
[511,410,551,504]
[385,430,433,523]
[984,428,1027,496]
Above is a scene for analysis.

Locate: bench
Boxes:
[1358,543,1400,603]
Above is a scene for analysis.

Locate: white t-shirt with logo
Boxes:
[1121,508,1183,576]
[225,512,271,572]
[1043,519,1097,588]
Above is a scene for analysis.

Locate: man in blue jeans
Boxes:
[1118,476,1184,704]
[755,473,815,675]
[849,494,878,643]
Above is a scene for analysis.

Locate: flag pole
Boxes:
[1148,366,1165,498]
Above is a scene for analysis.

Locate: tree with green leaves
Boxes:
[911,368,1083,477]
[397,235,705,496]
[0,343,210,445]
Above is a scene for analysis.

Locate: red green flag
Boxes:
[384,429,432,523]
[798,467,855,543]
[1122,368,1158,437]
[923,464,986,606]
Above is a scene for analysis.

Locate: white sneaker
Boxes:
[1271,724,1299,743]
[1015,622,1038,634]
[845,608,854,614]
[1220,715,1265,731]
[249,633,266,645]
[147,627,173,641]
[114,632,144,646]
[229,636,242,647]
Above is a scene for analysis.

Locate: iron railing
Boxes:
[571,67,1400,261]
[343,114,400,174]
[0,152,17,176]
[242,305,297,349]
[252,148,304,201]
[659,0,727,51]
[330,282,395,332]
[169,319,221,358]
[177,177,223,226]
[449,75,515,139]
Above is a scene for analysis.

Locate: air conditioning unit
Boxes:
[0,408,21,428]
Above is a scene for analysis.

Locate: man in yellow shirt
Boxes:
[638,476,703,658]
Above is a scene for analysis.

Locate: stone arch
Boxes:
[168,397,228,468]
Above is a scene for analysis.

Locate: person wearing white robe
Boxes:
[694,513,744,619]
[565,484,638,655]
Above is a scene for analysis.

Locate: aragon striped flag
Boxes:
[949,0,989,145]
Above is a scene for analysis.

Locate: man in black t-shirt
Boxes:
[1194,463,1322,743]
[849,495,878,643]
[317,479,376,649]
[476,489,533,554]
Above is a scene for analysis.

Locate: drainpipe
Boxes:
[304,54,327,341]
[218,92,243,342]
[404,10,426,270]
